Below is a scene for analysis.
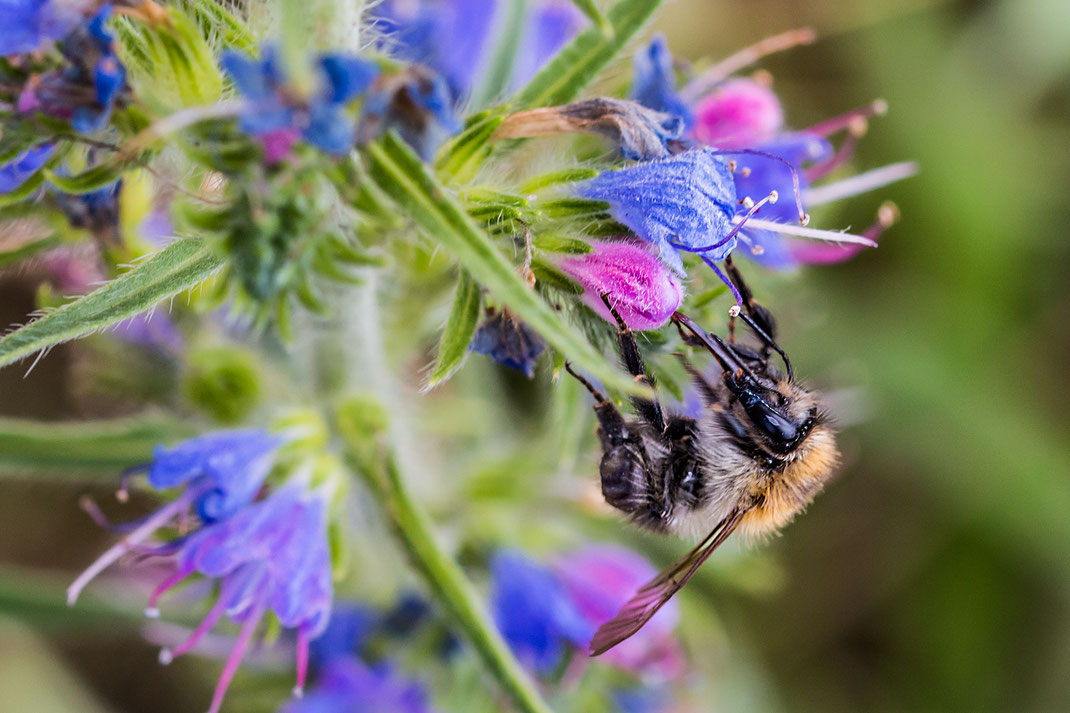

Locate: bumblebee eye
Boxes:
[737,390,802,452]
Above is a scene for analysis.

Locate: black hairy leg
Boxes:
[599,293,666,433]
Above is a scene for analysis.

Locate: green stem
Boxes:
[337,400,554,713]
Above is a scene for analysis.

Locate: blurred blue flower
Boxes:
[357,68,460,161]
[51,177,122,240]
[309,602,379,669]
[576,148,738,276]
[221,47,379,158]
[147,429,281,522]
[17,4,126,132]
[631,35,692,129]
[0,0,86,55]
[490,550,593,673]
[68,430,333,713]
[469,309,545,378]
[0,144,53,193]
[511,0,586,89]
[371,0,498,100]
[372,0,585,102]
[553,545,683,679]
[281,657,434,713]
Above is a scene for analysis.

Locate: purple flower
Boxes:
[557,238,683,331]
[575,148,737,276]
[68,440,334,713]
[146,429,281,522]
[280,657,434,713]
[0,0,87,55]
[221,47,379,157]
[309,602,379,668]
[18,4,126,132]
[691,78,784,150]
[490,550,593,673]
[469,309,545,378]
[631,35,692,129]
[553,545,684,679]
[0,144,53,193]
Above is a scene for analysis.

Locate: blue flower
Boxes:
[0,144,53,193]
[631,35,692,129]
[221,47,379,158]
[576,148,738,276]
[489,550,593,673]
[372,0,586,102]
[69,454,334,713]
[18,4,127,132]
[51,177,122,239]
[147,429,282,522]
[0,0,84,56]
[357,68,461,161]
[371,0,498,100]
[309,602,379,669]
[511,0,586,90]
[280,656,434,713]
[469,309,545,379]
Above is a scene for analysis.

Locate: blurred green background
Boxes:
[1,0,1068,712]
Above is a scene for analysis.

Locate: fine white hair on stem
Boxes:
[803,161,919,206]
[736,217,879,247]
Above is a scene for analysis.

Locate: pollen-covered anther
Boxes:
[768,190,779,204]
[292,686,305,699]
[752,69,773,87]
[742,196,755,209]
[159,648,174,665]
[145,607,161,619]
[878,200,900,227]
[728,305,742,317]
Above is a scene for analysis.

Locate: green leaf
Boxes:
[365,133,648,397]
[518,167,600,194]
[427,271,482,388]
[568,0,613,35]
[0,171,46,208]
[434,113,506,183]
[44,163,124,194]
[513,0,666,108]
[472,0,529,107]
[0,416,192,475]
[0,235,62,269]
[531,258,583,294]
[533,232,594,254]
[0,239,223,370]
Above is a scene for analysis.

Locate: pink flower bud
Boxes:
[557,239,683,331]
[691,78,784,149]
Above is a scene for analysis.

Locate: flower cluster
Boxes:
[490,546,682,679]
[67,429,335,713]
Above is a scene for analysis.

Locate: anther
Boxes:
[728,305,741,317]
[159,648,174,665]
[145,606,161,619]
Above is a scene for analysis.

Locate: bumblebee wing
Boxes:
[589,508,745,656]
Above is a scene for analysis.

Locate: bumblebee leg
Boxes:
[565,362,629,450]
[723,257,794,380]
[599,293,666,434]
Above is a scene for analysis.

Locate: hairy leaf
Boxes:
[513,0,667,109]
[0,239,223,369]
[427,271,482,388]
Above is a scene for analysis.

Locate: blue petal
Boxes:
[221,50,277,101]
[302,102,355,154]
[93,54,124,107]
[310,603,379,668]
[731,133,830,224]
[0,0,75,55]
[238,104,295,136]
[469,311,545,378]
[0,144,54,193]
[490,550,594,673]
[576,148,737,272]
[319,54,379,104]
[86,4,113,50]
[632,35,692,128]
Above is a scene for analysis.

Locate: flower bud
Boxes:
[691,78,784,149]
[557,239,683,331]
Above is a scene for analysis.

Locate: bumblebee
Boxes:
[567,257,839,654]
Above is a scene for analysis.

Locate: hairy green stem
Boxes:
[338,399,554,713]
